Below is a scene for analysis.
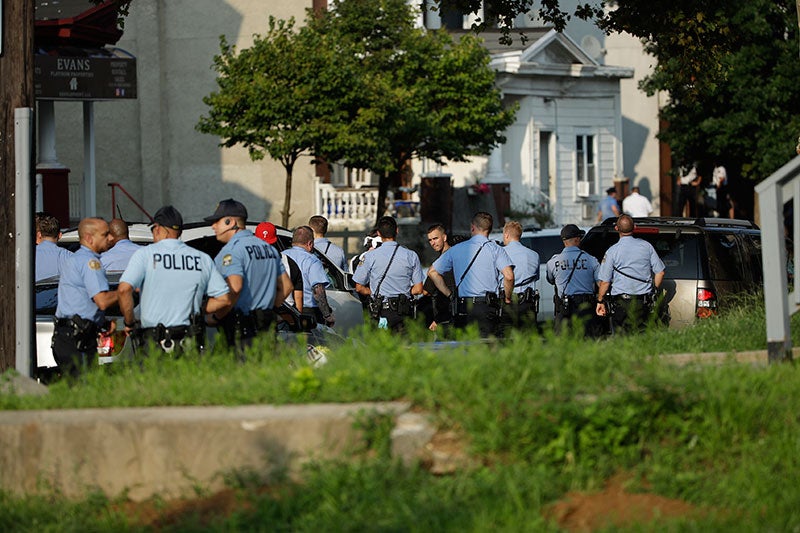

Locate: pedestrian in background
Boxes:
[100,218,142,272]
[546,224,600,336]
[282,226,336,328]
[204,199,292,354]
[501,220,540,332]
[52,217,118,377]
[118,206,231,355]
[35,211,72,282]
[597,187,620,222]
[622,186,653,218]
[309,215,348,272]
[353,216,423,332]
[427,211,514,337]
[596,214,665,334]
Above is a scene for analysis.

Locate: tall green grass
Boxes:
[3,300,800,530]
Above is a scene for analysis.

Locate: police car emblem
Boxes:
[222,254,233,267]
[88,259,102,270]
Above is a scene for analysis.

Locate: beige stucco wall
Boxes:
[50,0,318,225]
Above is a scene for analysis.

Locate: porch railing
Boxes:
[754,154,800,362]
[314,178,379,223]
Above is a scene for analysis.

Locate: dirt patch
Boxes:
[544,473,699,531]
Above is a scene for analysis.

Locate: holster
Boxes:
[67,315,100,353]
[369,296,384,320]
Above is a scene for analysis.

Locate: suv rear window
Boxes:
[582,229,702,280]
[521,235,562,262]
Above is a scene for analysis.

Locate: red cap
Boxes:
[255,222,277,244]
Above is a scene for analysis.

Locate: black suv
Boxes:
[580,217,762,327]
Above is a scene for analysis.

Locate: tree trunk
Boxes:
[281,160,295,228]
[0,0,35,371]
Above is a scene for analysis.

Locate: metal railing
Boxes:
[754,155,800,362]
[109,182,152,222]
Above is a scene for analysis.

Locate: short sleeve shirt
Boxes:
[351,241,423,297]
[503,240,539,293]
[36,240,73,281]
[214,230,285,313]
[597,235,665,295]
[432,235,512,297]
[100,239,142,272]
[546,246,600,296]
[282,246,330,309]
[599,196,619,220]
[121,239,229,328]
[56,245,110,324]
[314,237,348,272]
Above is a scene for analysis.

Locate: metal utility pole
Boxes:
[0,0,35,372]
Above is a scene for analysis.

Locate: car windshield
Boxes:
[582,229,701,280]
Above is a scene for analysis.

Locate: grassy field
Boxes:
[2,301,800,531]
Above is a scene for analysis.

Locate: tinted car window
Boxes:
[706,233,746,281]
[581,229,701,280]
[521,235,563,262]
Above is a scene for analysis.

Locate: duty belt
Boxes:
[611,293,647,300]
[458,296,488,304]
[381,296,408,310]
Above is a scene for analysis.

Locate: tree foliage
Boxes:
[198,0,517,226]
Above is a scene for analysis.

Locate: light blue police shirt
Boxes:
[432,234,512,298]
[352,241,423,297]
[120,239,228,328]
[100,239,142,272]
[599,196,619,220]
[546,246,600,296]
[55,245,110,324]
[282,246,330,309]
[597,235,665,295]
[36,240,73,281]
[215,230,286,313]
[314,237,348,272]
[504,240,540,293]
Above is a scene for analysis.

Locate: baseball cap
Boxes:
[151,205,183,231]
[255,222,277,245]
[203,198,248,222]
[560,224,585,240]
[606,187,617,194]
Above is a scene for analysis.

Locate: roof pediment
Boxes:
[490,29,633,79]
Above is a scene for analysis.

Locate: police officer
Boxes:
[502,221,540,332]
[100,218,142,272]
[52,217,118,376]
[35,211,73,281]
[203,200,292,353]
[353,216,424,331]
[118,206,231,354]
[596,214,665,334]
[309,215,348,272]
[546,224,600,336]
[427,211,514,337]
[282,225,336,327]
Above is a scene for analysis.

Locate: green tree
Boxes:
[197,17,360,227]
[307,0,517,223]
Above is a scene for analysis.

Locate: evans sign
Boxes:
[35,55,137,100]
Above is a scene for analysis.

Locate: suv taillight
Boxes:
[696,288,718,318]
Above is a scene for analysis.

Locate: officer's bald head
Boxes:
[471,212,493,235]
[616,215,634,235]
[108,219,129,241]
[79,217,112,253]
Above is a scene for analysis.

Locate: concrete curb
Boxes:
[0,402,429,502]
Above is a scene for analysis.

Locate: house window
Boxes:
[575,134,596,196]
